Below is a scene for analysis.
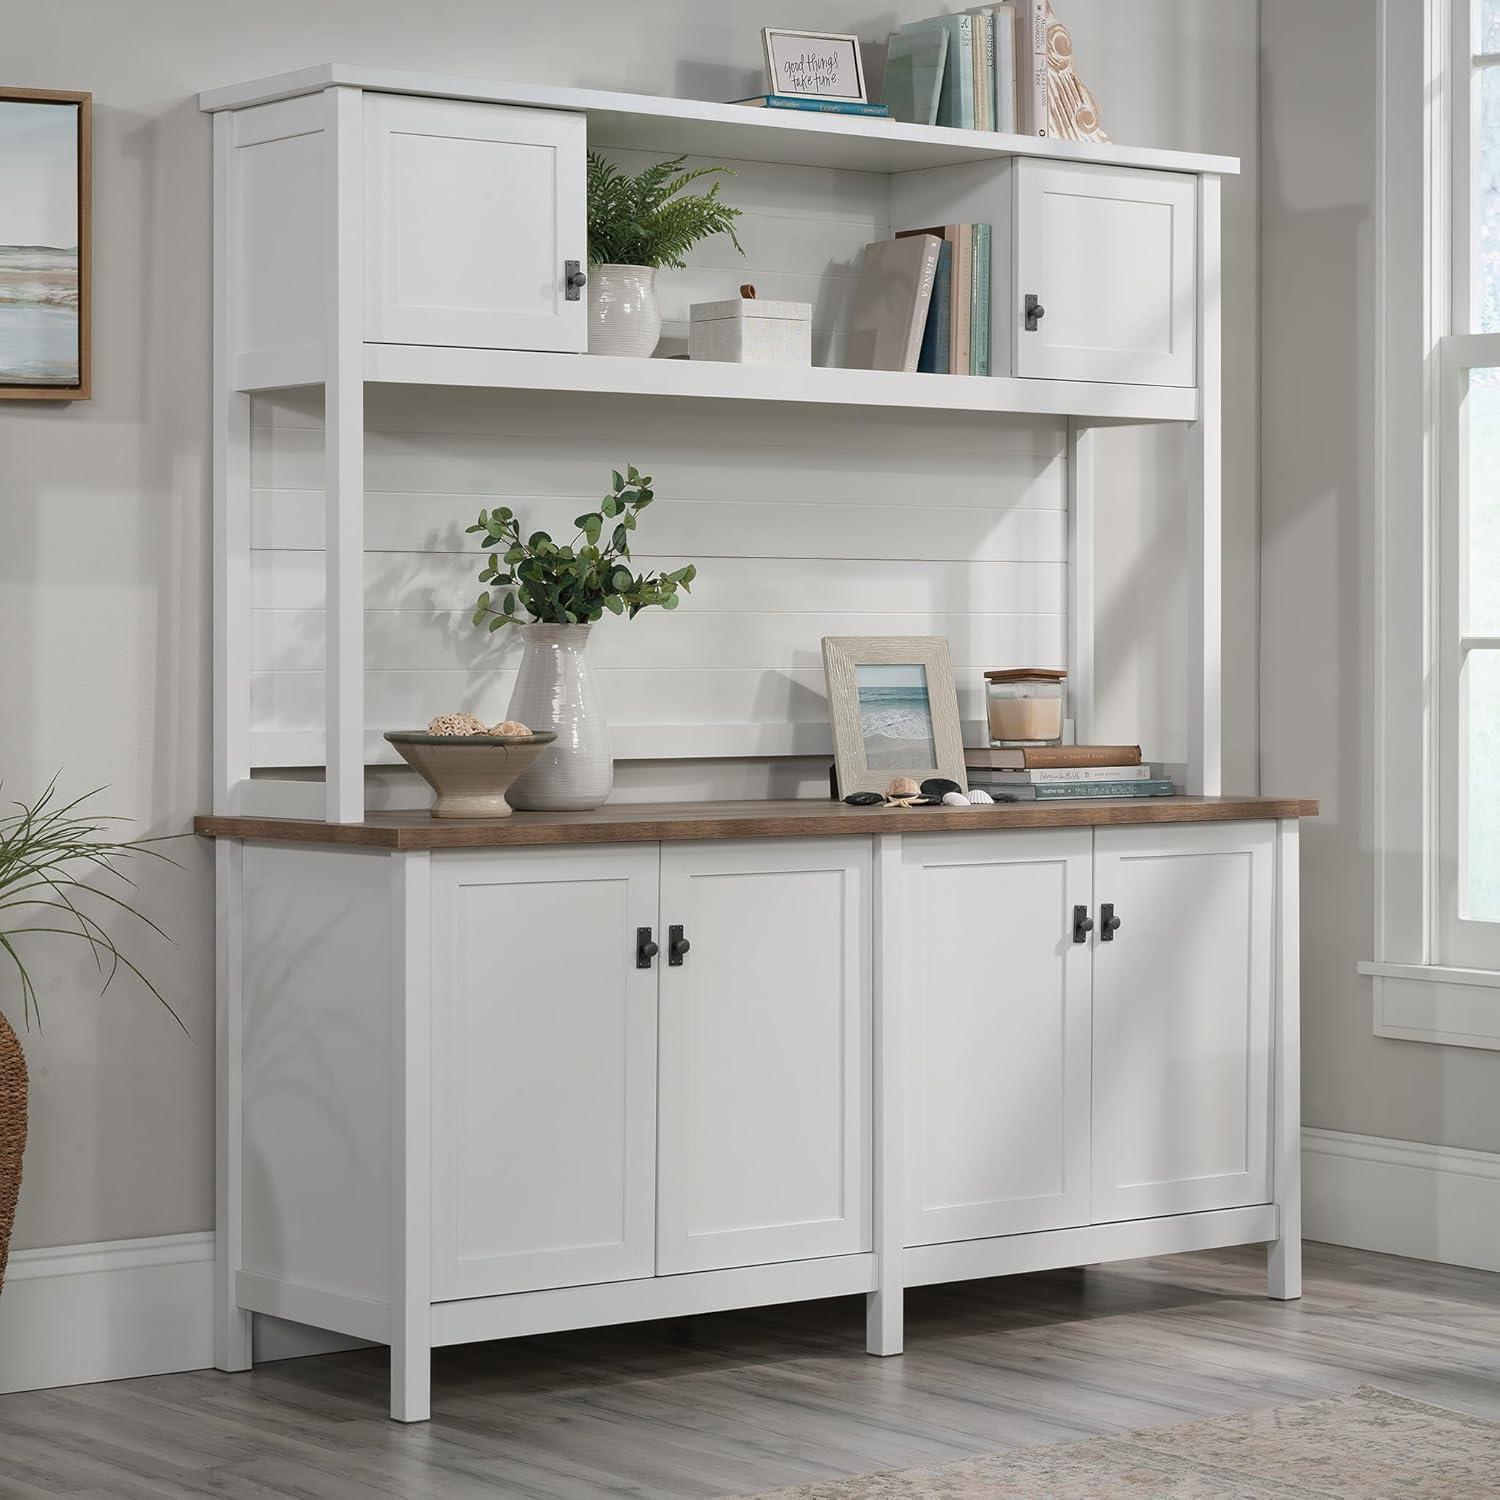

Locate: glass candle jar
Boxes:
[985,668,1067,747]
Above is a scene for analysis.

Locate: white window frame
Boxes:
[1363,0,1500,1046]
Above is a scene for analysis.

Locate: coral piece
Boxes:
[967,788,996,805]
[490,720,532,737]
[1045,1,1109,143]
[427,712,489,736]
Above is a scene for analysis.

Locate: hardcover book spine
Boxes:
[1018,0,1050,136]
[970,765,1153,784]
[904,236,943,373]
[1022,744,1143,768]
[974,11,993,131]
[759,96,892,116]
[994,5,1017,133]
[1030,779,1177,799]
[917,240,953,374]
[971,222,991,376]
[952,225,973,374]
[953,15,976,128]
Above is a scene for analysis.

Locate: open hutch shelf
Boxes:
[204,63,1232,823]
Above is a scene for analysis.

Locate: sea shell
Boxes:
[942,791,970,808]
[967,789,995,805]
[490,719,532,737]
[887,776,922,798]
[427,712,489,736]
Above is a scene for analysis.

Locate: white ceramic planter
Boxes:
[505,623,613,810]
[588,264,662,357]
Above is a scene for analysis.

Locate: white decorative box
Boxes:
[689,298,812,365]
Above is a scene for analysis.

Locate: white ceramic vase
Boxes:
[588,264,662,357]
[505,623,613,811]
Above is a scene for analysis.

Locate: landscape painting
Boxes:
[0,91,90,398]
[855,662,937,770]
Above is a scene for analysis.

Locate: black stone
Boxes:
[920,778,962,798]
[843,791,884,806]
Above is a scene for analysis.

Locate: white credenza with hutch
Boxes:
[198,65,1308,1424]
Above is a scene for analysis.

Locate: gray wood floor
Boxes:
[2,1243,1498,1498]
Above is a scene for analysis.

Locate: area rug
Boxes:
[742,1386,1500,1498]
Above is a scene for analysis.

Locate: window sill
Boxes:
[1359,962,1500,1051]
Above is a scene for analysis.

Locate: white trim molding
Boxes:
[1360,960,1500,1049]
[0,1232,366,1396]
[1303,1126,1500,1273]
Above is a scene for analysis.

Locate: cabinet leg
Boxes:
[1267,1233,1302,1302]
[391,1336,431,1423]
[215,1302,253,1373]
[866,1287,903,1356]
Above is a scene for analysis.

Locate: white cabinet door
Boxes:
[1091,823,1274,1222]
[1012,159,1197,387]
[656,838,872,1274]
[430,846,657,1298]
[365,94,586,352]
[902,830,1093,1246]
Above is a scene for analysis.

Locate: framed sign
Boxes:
[0,88,91,400]
[762,29,867,103]
[823,635,967,797]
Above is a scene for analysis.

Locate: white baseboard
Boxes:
[1302,1127,1500,1275]
[4,1133,1495,1396]
[0,1233,369,1396]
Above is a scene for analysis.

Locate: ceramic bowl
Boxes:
[384,731,559,819]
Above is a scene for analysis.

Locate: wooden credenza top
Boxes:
[195,795,1318,851]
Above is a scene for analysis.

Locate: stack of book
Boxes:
[733,94,891,118]
[899,223,991,376]
[847,224,991,376]
[886,3,1049,137]
[966,745,1177,801]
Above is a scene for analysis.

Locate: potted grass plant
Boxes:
[0,781,178,1291]
[586,151,745,357]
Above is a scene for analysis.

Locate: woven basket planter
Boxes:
[0,1011,26,1293]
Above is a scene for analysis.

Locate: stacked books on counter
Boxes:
[847,223,991,374]
[886,2,1049,136]
[965,745,1178,801]
[733,94,891,117]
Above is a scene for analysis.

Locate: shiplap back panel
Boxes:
[249,378,1068,766]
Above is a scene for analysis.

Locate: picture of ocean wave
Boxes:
[856,666,937,770]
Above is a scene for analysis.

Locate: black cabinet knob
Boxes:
[564,259,588,299]
[1072,905,1094,944]
[668,924,691,966]
[1024,292,1046,331]
[636,927,659,968]
[1100,903,1122,941]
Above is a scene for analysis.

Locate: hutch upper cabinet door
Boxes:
[656,838,872,1274]
[1090,823,1273,1223]
[1012,159,1197,387]
[901,830,1093,1246]
[430,846,658,1299]
[364,95,587,352]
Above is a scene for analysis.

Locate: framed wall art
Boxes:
[0,88,91,400]
[761,29,867,103]
[822,635,967,796]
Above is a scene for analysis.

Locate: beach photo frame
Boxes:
[822,635,966,797]
[0,87,91,400]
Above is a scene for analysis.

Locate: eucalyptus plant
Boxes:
[469,465,696,631]
[0,780,179,1031]
[586,152,745,268]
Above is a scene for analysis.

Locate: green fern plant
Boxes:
[586,152,745,269]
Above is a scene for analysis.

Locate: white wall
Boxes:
[0,1,1259,1254]
[1261,0,1500,1153]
